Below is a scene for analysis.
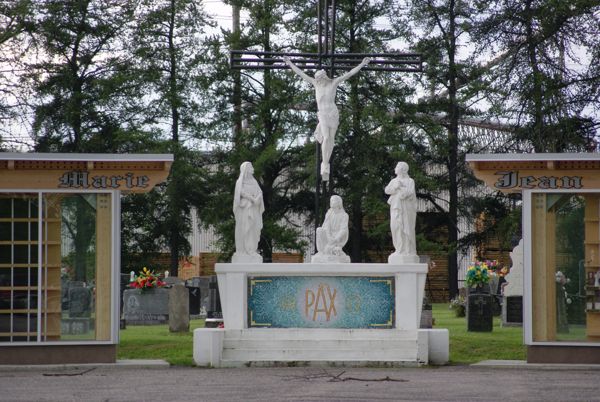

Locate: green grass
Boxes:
[433,303,526,364]
[117,306,527,366]
[117,319,205,366]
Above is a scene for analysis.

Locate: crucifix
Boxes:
[230,0,422,234]
[473,295,488,315]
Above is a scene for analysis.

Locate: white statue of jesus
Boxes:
[283,56,371,181]
[385,161,418,264]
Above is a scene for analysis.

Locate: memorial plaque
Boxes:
[247,276,395,328]
[506,295,523,323]
[123,288,169,325]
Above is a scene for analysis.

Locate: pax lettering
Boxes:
[305,283,337,322]
[494,171,582,190]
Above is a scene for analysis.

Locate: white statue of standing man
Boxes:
[385,162,419,264]
[232,161,264,263]
[312,195,351,263]
[283,56,371,181]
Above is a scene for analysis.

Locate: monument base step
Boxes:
[193,328,448,367]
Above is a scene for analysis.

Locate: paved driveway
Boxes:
[1,364,599,401]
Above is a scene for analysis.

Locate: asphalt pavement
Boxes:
[1,361,600,401]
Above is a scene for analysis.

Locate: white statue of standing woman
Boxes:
[283,56,371,182]
[385,162,418,264]
[312,195,351,263]
[232,161,264,263]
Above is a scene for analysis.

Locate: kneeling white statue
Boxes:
[385,161,419,264]
[232,161,264,263]
[312,195,351,263]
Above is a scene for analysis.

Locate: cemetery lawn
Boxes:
[118,319,205,366]
[118,307,526,366]
[432,303,526,364]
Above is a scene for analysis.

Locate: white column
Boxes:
[221,272,247,330]
[395,272,418,330]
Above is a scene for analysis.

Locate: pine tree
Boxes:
[472,0,600,151]
[405,0,484,299]
[197,0,314,261]
[28,0,140,152]
[129,0,214,275]
[0,0,34,148]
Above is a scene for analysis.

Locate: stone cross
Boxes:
[230,0,422,222]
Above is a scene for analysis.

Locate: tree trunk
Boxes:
[168,0,179,276]
[447,0,459,300]
[232,3,243,145]
[525,0,545,152]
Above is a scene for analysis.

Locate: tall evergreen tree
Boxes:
[28,0,140,152]
[405,0,484,299]
[130,0,214,275]
[198,0,314,261]
[0,0,33,149]
[473,0,600,151]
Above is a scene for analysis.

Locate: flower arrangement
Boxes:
[465,260,492,288]
[449,295,466,317]
[130,267,166,290]
[483,259,510,278]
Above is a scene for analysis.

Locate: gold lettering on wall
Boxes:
[304,283,337,321]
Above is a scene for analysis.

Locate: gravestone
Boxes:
[123,288,169,325]
[420,297,432,329]
[205,276,223,328]
[164,276,183,286]
[61,318,91,335]
[505,296,523,324]
[467,293,493,332]
[62,283,93,335]
[68,285,92,318]
[169,283,190,332]
[187,284,201,316]
[187,277,210,318]
[502,239,524,327]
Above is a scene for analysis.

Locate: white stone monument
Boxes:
[284,56,370,182]
[385,162,419,264]
[504,239,523,297]
[192,127,449,369]
[502,239,524,327]
[311,195,351,263]
[232,161,264,263]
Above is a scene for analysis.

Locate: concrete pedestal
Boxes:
[193,263,449,367]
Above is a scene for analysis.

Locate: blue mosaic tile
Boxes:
[248,276,395,328]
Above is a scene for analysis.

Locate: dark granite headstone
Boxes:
[208,276,221,314]
[68,286,92,318]
[467,294,493,332]
[204,276,223,327]
[186,277,211,317]
[187,286,201,316]
[505,296,523,324]
[123,288,169,325]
